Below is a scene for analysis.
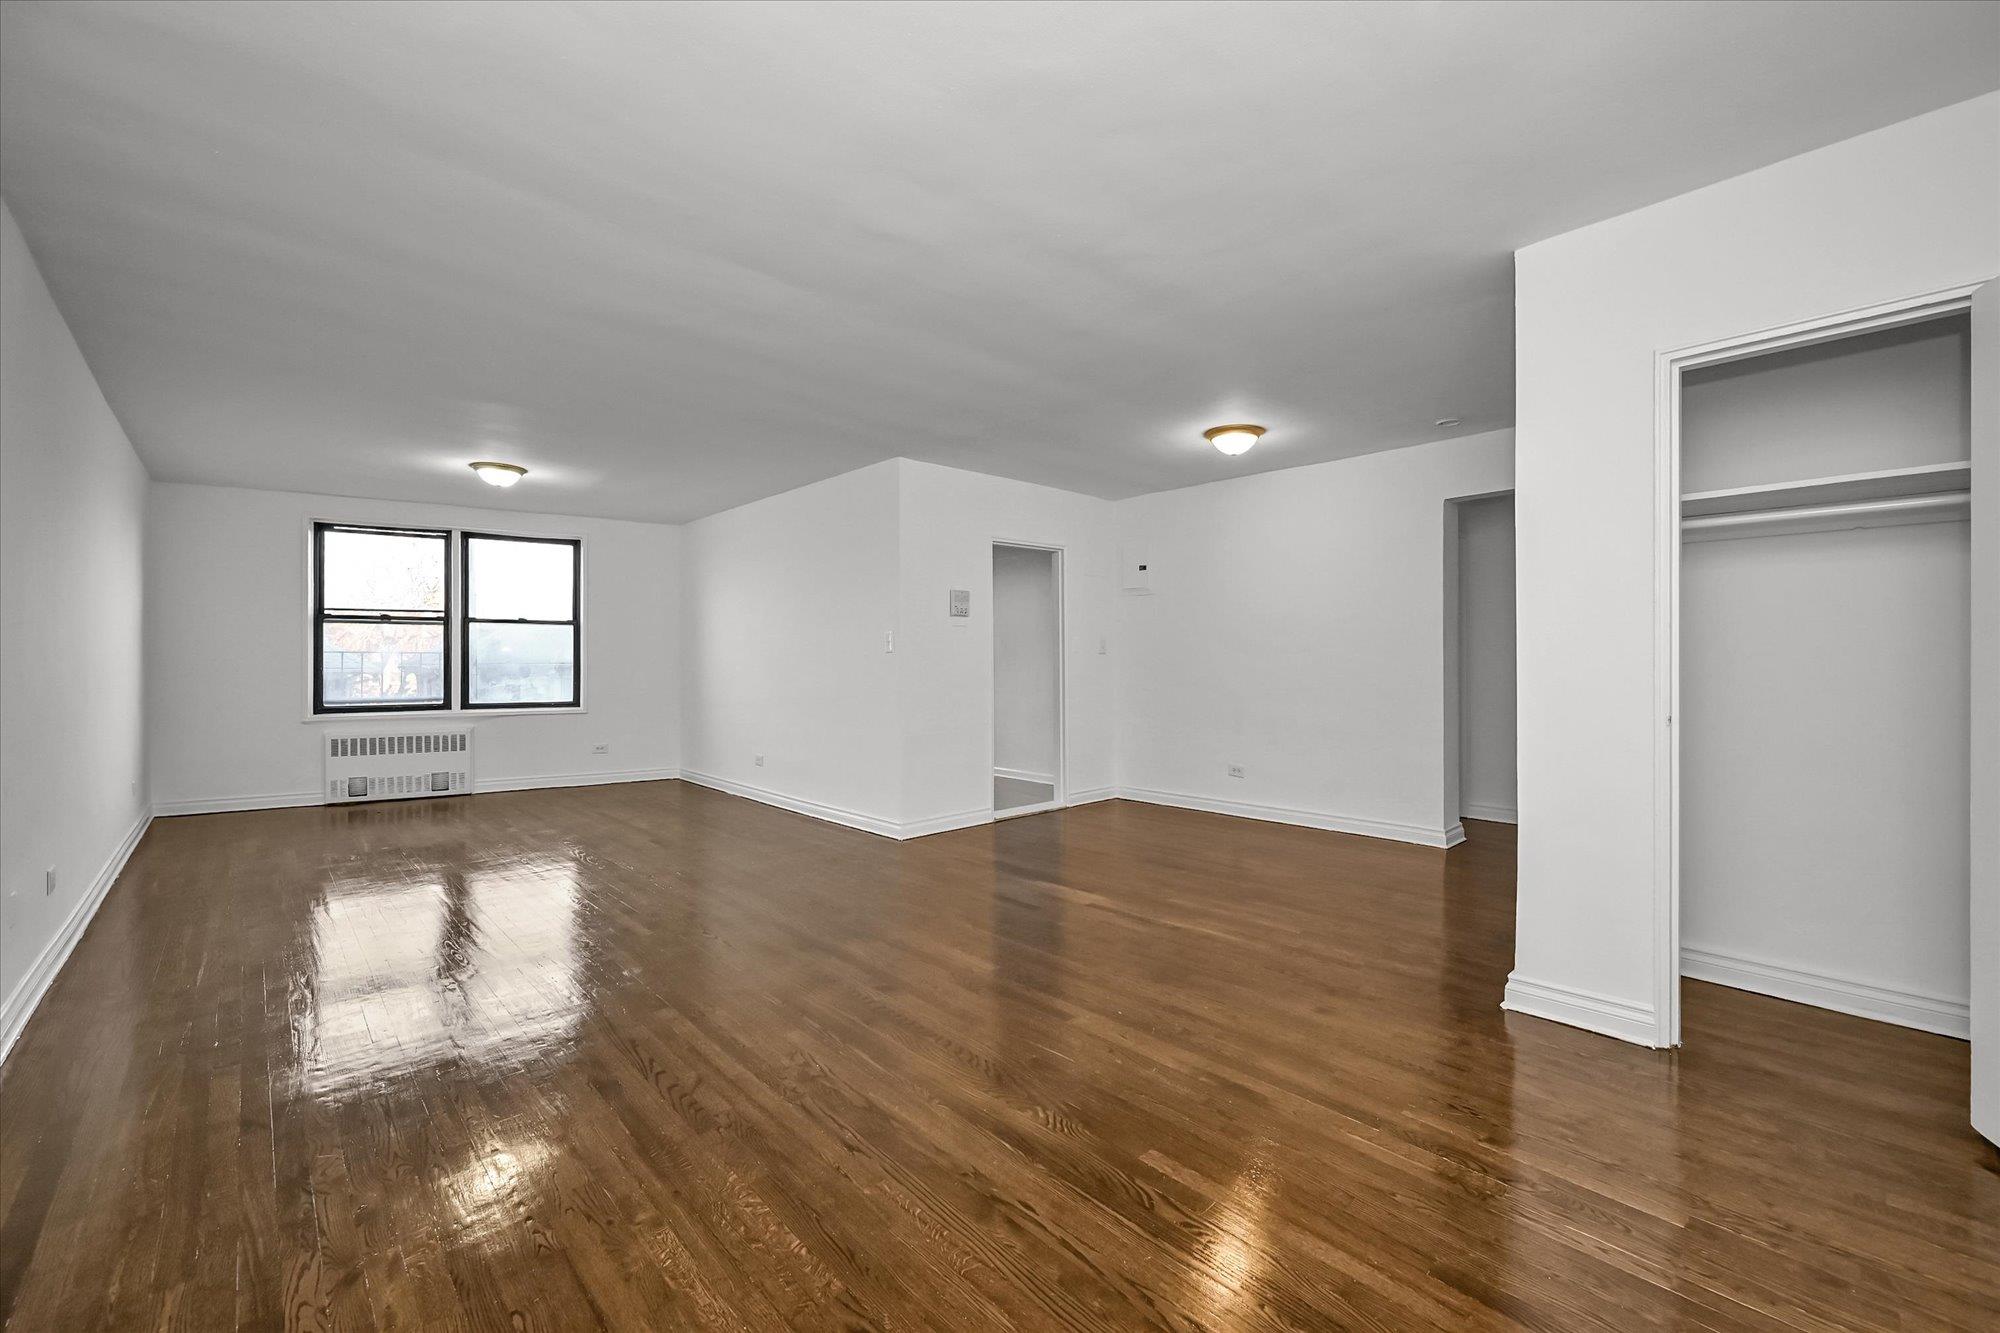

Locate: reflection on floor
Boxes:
[994,774,1055,811]
[1,787,1993,1329]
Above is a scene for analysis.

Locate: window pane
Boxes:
[467,537,574,621]
[323,529,445,612]
[468,623,575,705]
[321,622,446,706]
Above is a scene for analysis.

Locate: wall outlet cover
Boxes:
[591,743,609,754]
[1227,764,1245,779]
[754,754,766,767]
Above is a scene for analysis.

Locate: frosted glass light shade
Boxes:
[1203,424,1265,456]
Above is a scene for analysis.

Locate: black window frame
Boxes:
[312,521,455,715]
[458,530,583,711]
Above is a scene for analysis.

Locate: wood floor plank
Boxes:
[1,782,1995,1330]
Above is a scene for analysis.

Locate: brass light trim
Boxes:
[1202,424,1266,443]
[469,461,529,486]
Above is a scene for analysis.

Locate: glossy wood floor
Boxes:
[2,783,1995,1331]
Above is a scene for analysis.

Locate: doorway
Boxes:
[1653,282,1994,1149]
[992,543,1063,817]
[1455,494,1518,833]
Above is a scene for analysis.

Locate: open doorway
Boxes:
[1455,494,1518,835]
[992,543,1063,817]
[1674,311,1973,1044]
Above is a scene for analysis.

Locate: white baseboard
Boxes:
[680,770,904,838]
[474,767,681,795]
[1444,821,1467,848]
[1502,973,1665,1048]
[901,807,998,839]
[1,808,152,1068]
[1681,946,1969,1039]
[153,790,321,817]
[993,766,1057,786]
[1461,802,1518,824]
[1115,786,1461,849]
[154,768,684,818]
[1066,786,1116,806]
[685,771,1005,842]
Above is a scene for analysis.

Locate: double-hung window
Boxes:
[311,522,581,714]
[313,523,452,713]
[460,532,581,709]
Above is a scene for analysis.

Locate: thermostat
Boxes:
[949,588,971,618]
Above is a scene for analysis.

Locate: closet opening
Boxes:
[1675,310,1974,1045]
[1450,492,1518,841]
[991,542,1063,818]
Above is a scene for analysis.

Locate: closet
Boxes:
[1678,314,1972,1037]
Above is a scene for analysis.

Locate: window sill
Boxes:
[302,706,587,723]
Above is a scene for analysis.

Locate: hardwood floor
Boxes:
[1,783,1993,1330]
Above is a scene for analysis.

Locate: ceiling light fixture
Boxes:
[1203,424,1265,457]
[1434,417,1462,428]
[469,461,528,487]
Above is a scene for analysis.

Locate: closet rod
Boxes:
[1682,490,1969,534]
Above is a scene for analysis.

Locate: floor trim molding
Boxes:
[1116,786,1461,849]
[901,807,998,839]
[475,768,682,795]
[1066,786,1116,806]
[1502,973,1664,1048]
[1461,802,1518,824]
[1681,946,1969,1039]
[1,808,152,1067]
[154,769,686,818]
[679,770,904,839]
[154,790,322,817]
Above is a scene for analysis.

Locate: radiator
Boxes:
[323,727,474,804]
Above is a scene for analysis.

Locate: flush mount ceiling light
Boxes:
[1203,424,1265,456]
[469,461,528,487]
[1435,417,1463,429]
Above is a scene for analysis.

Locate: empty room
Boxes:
[1,2,1996,1328]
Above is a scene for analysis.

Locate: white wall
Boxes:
[1680,316,1970,492]
[1114,430,1514,846]
[1682,522,1969,1027]
[147,482,681,812]
[1456,494,1517,824]
[680,461,903,830]
[896,459,1117,832]
[1512,94,1999,1045]
[991,544,1059,783]
[0,201,150,1056]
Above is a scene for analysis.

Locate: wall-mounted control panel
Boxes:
[948,588,971,618]
[1120,544,1151,594]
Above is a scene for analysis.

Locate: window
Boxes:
[313,523,452,712]
[461,532,581,709]
[310,522,582,714]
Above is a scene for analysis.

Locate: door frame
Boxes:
[989,540,1067,820]
[1650,279,1991,1050]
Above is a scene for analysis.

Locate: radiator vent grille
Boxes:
[330,732,467,759]
[324,728,474,805]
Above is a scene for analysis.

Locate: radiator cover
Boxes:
[323,728,474,804]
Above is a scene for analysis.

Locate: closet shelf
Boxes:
[1681,460,1969,519]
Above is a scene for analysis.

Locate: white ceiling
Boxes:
[2,1,1995,523]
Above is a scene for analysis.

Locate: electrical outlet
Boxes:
[1226,764,1245,779]
[884,630,894,653]
[591,743,609,755]
[754,754,766,767]
[44,866,57,896]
